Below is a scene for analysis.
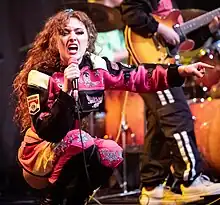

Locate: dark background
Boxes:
[0,0,219,199]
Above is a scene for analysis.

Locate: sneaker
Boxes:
[164,186,181,200]
[139,184,164,205]
[181,174,220,197]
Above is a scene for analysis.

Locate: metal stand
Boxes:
[95,92,140,201]
[86,115,140,204]
[88,54,142,203]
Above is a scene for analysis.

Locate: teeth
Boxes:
[68,45,78,51]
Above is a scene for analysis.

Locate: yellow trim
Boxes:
[28,70,50,89]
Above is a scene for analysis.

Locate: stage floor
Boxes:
[0,194,220,205]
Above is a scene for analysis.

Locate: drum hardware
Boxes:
[198,39,220,61]
[19,0,125,53]
[60,0,124,32]
[96,91,140,200]
[207,39,220,55]
[87,110,139,204]
[194,38,220,62]
[87,111,140,202]
[183,83,207,101]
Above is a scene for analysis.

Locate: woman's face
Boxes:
[57,17,89,65]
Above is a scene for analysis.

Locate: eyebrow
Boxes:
[64,27,84,31]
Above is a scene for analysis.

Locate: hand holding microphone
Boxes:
[63,57,80,100]
[68,57,79,90]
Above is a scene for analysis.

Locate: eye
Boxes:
[75,30,84,35]
[84,72,89,77]
[60,28,70,36]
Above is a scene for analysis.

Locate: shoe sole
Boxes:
[140,196,203,205]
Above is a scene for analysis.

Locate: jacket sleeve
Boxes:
[121,0,159,36]
[27,70,76,143]
[102,58,184,92]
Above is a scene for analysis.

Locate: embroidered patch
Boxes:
[81,71,100,87]
[27,94,40,115]
[86,94,103,108]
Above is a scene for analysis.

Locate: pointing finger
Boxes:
[196,62,214,69]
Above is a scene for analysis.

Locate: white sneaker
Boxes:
[181,175,220,197]
[139,184,164,205]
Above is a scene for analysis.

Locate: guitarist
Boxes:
[121,0,220,204]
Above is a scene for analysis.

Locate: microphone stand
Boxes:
[94,91,140,202]
[88,57,141,204]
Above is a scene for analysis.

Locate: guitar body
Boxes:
[125,10,194,64]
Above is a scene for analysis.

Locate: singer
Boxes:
[13,9,212,205]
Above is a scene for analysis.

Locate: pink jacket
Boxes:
[26,53,183,142]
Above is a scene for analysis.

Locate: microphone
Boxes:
[68,57,79,90]
[68,57,79,101]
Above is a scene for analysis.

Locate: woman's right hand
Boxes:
[63,63,80,93]
[157,23,180,46]
[178,62,214,78]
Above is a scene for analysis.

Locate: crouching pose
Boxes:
[13,9,211,205]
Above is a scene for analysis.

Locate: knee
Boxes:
[95,139,123,168]
[63,129,95,149]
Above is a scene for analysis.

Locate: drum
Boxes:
[105,90,145,146]
[190,99,220,171]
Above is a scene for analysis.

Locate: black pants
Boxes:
[44,145,113,205]
[140,87,203,188]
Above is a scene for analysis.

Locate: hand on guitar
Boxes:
[178,62,214,78]
[209,16,220,34]
[157,23,180,46]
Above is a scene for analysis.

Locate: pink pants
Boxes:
[49,129,123,183]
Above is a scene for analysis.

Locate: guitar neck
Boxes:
[180,8,220,35]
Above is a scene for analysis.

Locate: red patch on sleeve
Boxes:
[27,94,40,115]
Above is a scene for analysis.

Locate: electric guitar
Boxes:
[124,8,220,65]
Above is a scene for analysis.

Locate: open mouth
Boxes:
[68,44,78,54]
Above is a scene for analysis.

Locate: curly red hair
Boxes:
[13,10,97,132]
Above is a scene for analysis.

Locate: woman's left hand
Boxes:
[178,62,214,78]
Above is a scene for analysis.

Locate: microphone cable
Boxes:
[75,97,92,190]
